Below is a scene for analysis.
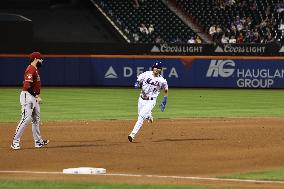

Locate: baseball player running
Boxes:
[11,52,49,150]
[128,62,168,142]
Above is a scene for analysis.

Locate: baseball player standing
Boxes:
[11,52,49,150]
[128,62,168,142]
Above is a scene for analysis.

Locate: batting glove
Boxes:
[160,96,167,112]
[134,82,141,88]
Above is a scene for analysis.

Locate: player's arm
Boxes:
[163,80,169,96]
[160,82,168,112]
[163,87,168,97]
[27,86,36,96]
[134,80,142,88]
[23,71,36,96]
[23,81,36,97]
[134,72,146,88]
[23,72,42,103]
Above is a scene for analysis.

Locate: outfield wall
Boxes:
[1,55,284,88]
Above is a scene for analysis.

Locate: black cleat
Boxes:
[35,139,49,148]
[128,135,133,142]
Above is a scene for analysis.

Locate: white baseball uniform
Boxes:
[129,71,168,138]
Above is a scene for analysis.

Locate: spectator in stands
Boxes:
[244,30,253,43]
[258,17,269,28]
[230,23,237,34]
[214,25,223,42]
[171,36,182,43]
[148,24,154,34]
[116,18,122,26]
[216,25,223,34]
[124,27,130,34]
[263,34,276,43]
[245,16,252,27]
[187,36,195,44]
[228,0,236,6]
[139,23,149,34]
[133,33,140,42]
[203,0,283,43]
[276,2,284,13]
[221,34,229,43]
[155,36,164,44]
[216,0,235,9]
[236,33,244,43]
[235,16,244,31]
[252,30,261,43]
[195,35,202,43]
[266,26,272,35]
[209,25,217,36]
[229,36,236,43]
[279,21,284,31]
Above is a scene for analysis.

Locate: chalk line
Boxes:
[0,170,283,184]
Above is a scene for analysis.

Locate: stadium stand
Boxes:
[0,0,282,46]
[176,0,284,43]
[93,0,198,44]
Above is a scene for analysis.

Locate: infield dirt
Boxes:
[1,118,284,188]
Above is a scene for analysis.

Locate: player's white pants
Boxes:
[12,91,42,144]
[130,97,156,136]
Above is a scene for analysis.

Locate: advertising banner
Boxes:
[91,58,284,88]
[1,56,284,88]
[1,43,283,56]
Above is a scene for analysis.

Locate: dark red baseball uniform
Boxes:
[22,65,41,95]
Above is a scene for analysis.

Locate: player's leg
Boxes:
[31,102,49,148]
[128,97,144,142]
[145,111,154,123]
[128,99,156,142]
[132,100,155,133]
[11,92,34,149]
[31,102,41,142]
[137,96,143,115]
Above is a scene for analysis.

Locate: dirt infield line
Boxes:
[0,170,284,185]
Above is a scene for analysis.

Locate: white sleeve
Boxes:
[137,72,146,82]
[161,79,168,90]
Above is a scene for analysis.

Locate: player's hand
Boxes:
[36,96,42,104]
[134,82,141,88]
[159,96,167,112]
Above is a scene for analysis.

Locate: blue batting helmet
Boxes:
[152,62,162,70]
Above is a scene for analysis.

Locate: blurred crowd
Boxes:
[209,0,284,44]
[102,0,283,44]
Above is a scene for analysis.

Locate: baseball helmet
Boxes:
[29,52,43,60]
[152,62,162,70]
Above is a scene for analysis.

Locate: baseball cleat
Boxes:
[11,143,20,150]
[128,135,133,142]
[146,115,154,123]
[35,139,49,148]
[128,133,135,142]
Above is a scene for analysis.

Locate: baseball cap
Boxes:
[152,62,162,69]
[29,52,43,60]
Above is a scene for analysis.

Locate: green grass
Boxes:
[1,87,284,122]
[1,87,284,188]
[0,179,239,189]
[220,168,284,181]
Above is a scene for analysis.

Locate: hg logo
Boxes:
[206,60,235,77]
